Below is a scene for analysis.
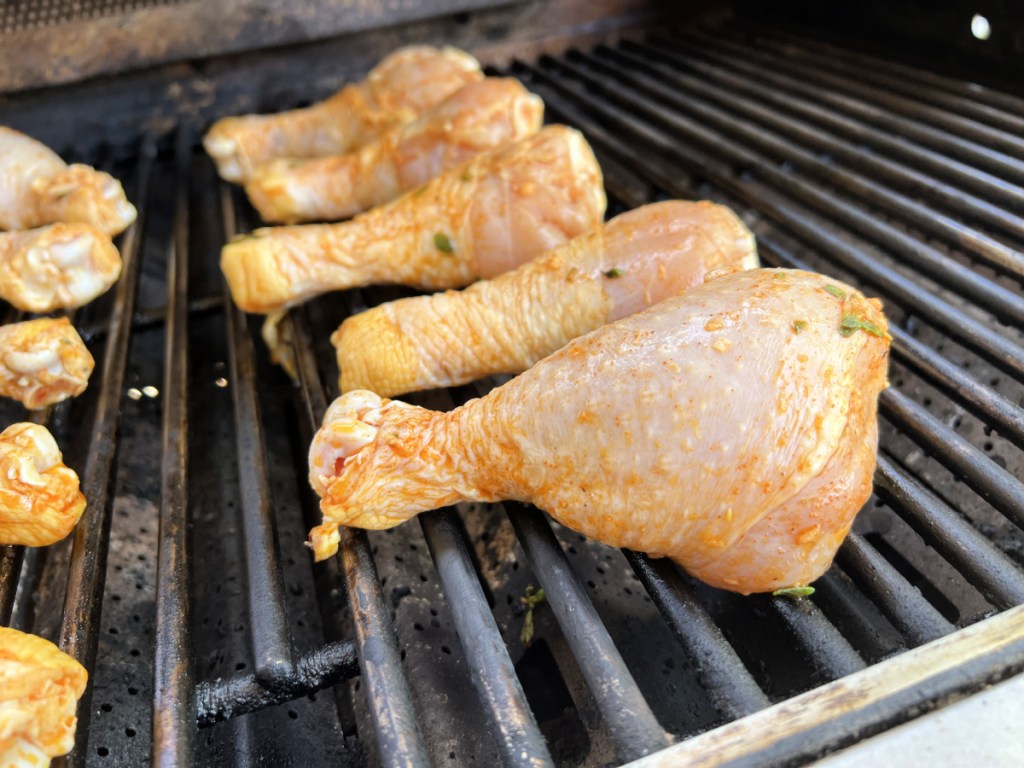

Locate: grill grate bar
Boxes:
[504,503,673,761]
[290,305,431,767]
[837,534,955,646]
[766,597,866,678]
[219,186,297,686]
[55,138,154,768]
[521,60,1024,381]
[624,552,770,718]
[637,37,1024,197]
[875,457,1024,610]
[549,52,1024,318]
[0,545,22,625]
[696,27,1024,156]
[602,43,1024,272]
[880,389,1024,529]
[723,22,1024,139]
[419,509,555,767]
[152,132,196,766]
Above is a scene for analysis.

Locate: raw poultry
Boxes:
[221,125,606,314]
[203,45,483,183]
[309,268,890,594]
[0,127,136,236]
[245,77,544,223]
[0,318,94,410]
[335,200,758,397]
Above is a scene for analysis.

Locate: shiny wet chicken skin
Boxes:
[222,126,606,314]
[245,78,544,223]
[203,46,483,184]
[0,422,86,547]
[0,127,136,236]
[0,318,94,410]
[0,223,122,312]
[335,200,758,397]
[0,626,88,768]
[309,269,891,594]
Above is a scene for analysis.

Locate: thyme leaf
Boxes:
[823,284,847,300]
[792,320,807,334]
[839,313,886,339]
[773,586,815,598]
[433,233,455,254]
[520,585,547,646]
[603,268,624,279]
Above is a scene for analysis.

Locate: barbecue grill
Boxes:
[1,1,1023,766]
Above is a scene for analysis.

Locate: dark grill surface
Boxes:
[1,20,1023,768]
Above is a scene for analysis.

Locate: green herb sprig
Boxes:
[603,268,624,279]
[823,284,847,300]
[520,584,547,646]
[772,586,815,598]
[434,233,455,254]
[839,313,887,339]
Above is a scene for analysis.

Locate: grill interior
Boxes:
[1,15,1024,768]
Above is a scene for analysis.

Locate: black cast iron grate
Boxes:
[1,19,1023,768]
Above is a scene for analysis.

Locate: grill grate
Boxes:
[0,0,192,35]
[0,19,1022,768]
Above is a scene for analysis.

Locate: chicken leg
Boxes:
[309,268,891,594]
[334,200,758,397]
[0,318,94,409]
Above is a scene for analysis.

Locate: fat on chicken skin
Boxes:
[203,46,484,184]
[245,78,545,224]
[222,125,606,314]
[0,422,86,547]
[0,127,136,236]
[308,268,891,594]
[0,223,122,312]
[0,318,94,410]
[335,200,758,397]
[0,626,88,768]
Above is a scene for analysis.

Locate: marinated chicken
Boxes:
[0,223,122,312]
[309,269,890,594]
[0,127,136,236]
[335,201,758,397]
[245,78,544,223]
[222,126,606,314]
[0,626,88,768]
[0,422,86,547]
[203,46,483,183]
[0,318,94,410]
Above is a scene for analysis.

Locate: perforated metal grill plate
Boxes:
[0,0,191,35]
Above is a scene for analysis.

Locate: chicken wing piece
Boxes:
[222,125,606,314]
[0,223,122,312]
[0,318,94,410]
[245,78,545,224]
[0,422,86,547]
[0,626,88,768]
[203,46,484,184]
[0,127,136,236]
[335,200,758,397]
[309,268,891,594]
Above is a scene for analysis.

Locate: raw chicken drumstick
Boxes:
[0,127,136,236]
[309,268,891,594]
[245,77,545,223]
[335,200,758,397]
[222,126,606,314]
[0,422,87,547]
[0,223,122,312]
[0,318,94,410]
[0,626,88,768]
[203,45,483,184]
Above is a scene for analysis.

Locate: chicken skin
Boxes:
[0,224,122,312]
[0,127,136,237]
[222,126,606,314]
[335,201,758,397]
[309,269,890,594]
[203,46,484,184]
[0,422,86,547]
[0,626,88,768]
[245,78,545,223]
[0,318,94,410]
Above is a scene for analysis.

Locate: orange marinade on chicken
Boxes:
[245,77,545,223]
[308,268,891,595]
[0,127,136,236]
[0,223,122,312]
[221,125,606,314]
[0,318,94,410]
[0,422,86,547]
[203,45,484,184]
[0,626,88,768]
[335,200,759,398]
